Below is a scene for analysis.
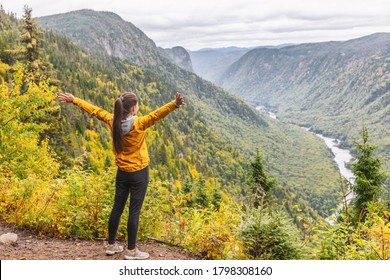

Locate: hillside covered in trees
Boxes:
[213,34,390,173]
[0,7,388,259]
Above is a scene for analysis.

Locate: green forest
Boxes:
[0,7,389,259]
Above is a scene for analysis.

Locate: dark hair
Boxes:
[113,92,138,154]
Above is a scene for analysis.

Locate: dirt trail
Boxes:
[0,222,201,260]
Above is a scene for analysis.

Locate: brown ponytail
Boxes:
[112,92,138,154]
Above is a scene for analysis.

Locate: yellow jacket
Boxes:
[73,97,178,172]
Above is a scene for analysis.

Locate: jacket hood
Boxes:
[121,115,137,135]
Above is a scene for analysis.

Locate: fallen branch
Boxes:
[147,237,181,248]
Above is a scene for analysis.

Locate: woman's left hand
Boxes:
[58,92,75,103]
[175,92,185,107]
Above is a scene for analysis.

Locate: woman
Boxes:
[58,91,185,260]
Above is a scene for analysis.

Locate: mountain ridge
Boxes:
[39,9,162,68]
[215,32,390,172]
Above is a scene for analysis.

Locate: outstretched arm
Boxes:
[58,92,113,127]
[138,92,185,130]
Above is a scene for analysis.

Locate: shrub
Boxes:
[239,206,304,259]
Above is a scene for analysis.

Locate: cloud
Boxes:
[3,0,390,50]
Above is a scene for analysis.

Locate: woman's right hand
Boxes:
[58,92,75,103]
[175,92,185,107]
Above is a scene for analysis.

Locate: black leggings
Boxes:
[108,166,149,250]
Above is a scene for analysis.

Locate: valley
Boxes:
[1,6,388,260]
[189,34,390,175]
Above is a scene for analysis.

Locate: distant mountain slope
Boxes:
[218,33,390,172]
[158,46,194,72]
[37,9,342,217]
[189,47,251,82]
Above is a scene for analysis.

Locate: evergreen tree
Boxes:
[247,148,276,207]
[19,6,43,63]
[239,206,303,259]
[182,177,193,194]
[5,6,47,86]
[194,178,208,208]
[211,188,222,210]
[351,127,386,222]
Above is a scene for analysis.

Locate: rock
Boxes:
[0,233,18,245]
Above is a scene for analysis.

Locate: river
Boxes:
[302,128,355,222]
[302,127,355,186]
[256,106,355,222]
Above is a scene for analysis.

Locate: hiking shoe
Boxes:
[124,248,150,260]
[106,242,124,255]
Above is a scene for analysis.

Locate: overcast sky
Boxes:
[2,0,390,50]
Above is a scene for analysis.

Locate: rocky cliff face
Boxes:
[158,46,194,72]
